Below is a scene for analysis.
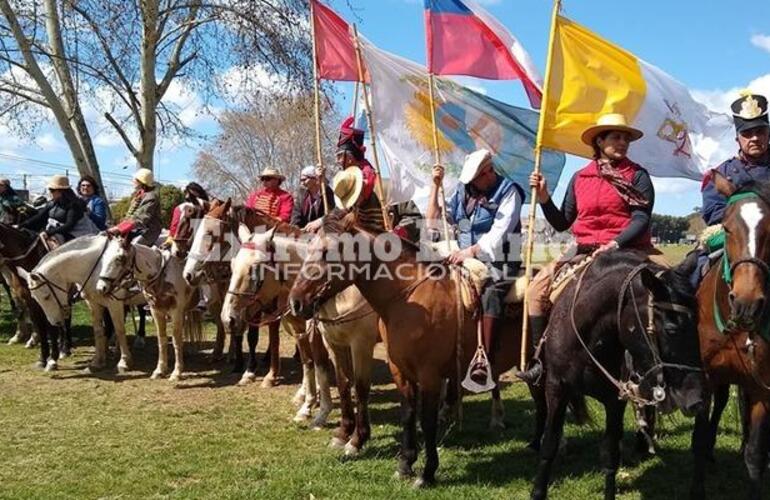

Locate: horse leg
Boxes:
[531,380,569,500]
[414,385,441,488]
[744,396,770,500]
[261,319,281,388]
[239,324,259,385]
[309,328,333,430]
[150,307,169,379]
[690,398,712,500]
[60,314,73,358]
[231,333,244,373]
[211,306,226,362]
[345,337,376,455]
[168,309,185,382]
[134,306,147,349]
[705,384,730,461]
[394,367,419,480]
[739,386,751,456]
[88,304,108,371]
[600,399,626,500]
[109,303,132,373]
[528,381,548,452]
[489,384,506,431]
[634,405,657,456]
[44,323,61,372]
[293,334,317,423]
[330,344,355,449]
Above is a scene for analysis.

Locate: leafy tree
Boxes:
[110,182,183,227]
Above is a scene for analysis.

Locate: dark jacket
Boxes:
[21,196,91,241]
[701,155,770,225]
[0,190,26,224]
[290,184,335,228]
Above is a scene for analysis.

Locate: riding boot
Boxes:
[470,315,497,386]
[515,315,547,385]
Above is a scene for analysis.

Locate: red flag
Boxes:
[312,0,367,82]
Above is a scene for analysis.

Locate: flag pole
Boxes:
[520,0,561,370]
[427,73,452,247]
[352,25,392,231]
[309,0,329,213]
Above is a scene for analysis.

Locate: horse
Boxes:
[689,175,770,500]
[96,235,197,381]
[168,199,228,361]
[18,234,146,373]
[287,210,524,486]
[183,199,283,386]
[528,250,706,500]
[0,223,69,369]
[2,263,37,347]
[223,223,378,453]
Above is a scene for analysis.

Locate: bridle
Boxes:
[569,260,701,407]
[98,241,168,301]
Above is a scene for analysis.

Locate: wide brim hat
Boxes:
[259,167,285,180]
[333,167,364,209]
[732,93,769,133]
[133,168,155,186]
[459,149,493,184]
[47,174,71,190]
[580,113,644,146]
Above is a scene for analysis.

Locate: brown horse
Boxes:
[288,210,523,486]
[690,174,770,500]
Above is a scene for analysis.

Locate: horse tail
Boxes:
[568,393,591,426]
[184,309,205,350]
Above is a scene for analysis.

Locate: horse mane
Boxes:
[37,234,104,267]
[231,205,303,237]
[734,180,770,207]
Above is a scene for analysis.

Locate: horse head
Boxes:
[288,210,361,319]
[714,172,770,331]
[170,200,210,258]
[17,266,69,327]
[96,234,134,296]
[183,198,232,285]
[628,262,706,416]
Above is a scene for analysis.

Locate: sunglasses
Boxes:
[80,183,93,188]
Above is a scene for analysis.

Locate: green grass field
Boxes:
[0,245,757,499]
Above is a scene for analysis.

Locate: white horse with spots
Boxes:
[96,235,196,381]
[18,235,145,373]
[223,224,379,455]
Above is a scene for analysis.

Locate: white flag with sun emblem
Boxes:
[359,40,565,210]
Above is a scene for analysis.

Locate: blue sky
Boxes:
[3,0,770,216]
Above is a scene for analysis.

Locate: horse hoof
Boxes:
[117,361,131,374]
[169,372,182,383]
[412,477,433,489]
[34,360,45,369]
[344,441,360,458]
[311,414,329,430]
[292,389,306,406]
[45,360,58,372]
[238,371,257,386]
[150,369,165,380]
[25,338,38,349]
[59,351,71,359]
[293,405,312,423]
[394,467,415,480]
[7,333,22,345]
[133,337,145,350]
[488,418,506,431]
[329,436,347,449]
[260,375,277,388]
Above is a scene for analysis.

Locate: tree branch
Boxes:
[104,111,138,156]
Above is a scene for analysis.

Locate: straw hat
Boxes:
[332,167,364,209]
[47,174,71,190]
[459,149,493,184]
[133,168,155,186]
[259,167,285,180]
[580,113,643,146]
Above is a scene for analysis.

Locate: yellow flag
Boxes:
[539,16,646,158]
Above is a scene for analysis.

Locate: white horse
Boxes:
[18,235,144,373]
[96,236,195,382]
[223,225,379,455]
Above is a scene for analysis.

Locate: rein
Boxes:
[569,260,699,406]
[0,232,44,267]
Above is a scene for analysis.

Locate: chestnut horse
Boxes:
[690,175,770,500]
[288,210,523,487]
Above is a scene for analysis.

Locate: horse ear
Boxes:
[237,223,252,243]
[713,170,737,197]
[15,267,30,282]
[640,267,668,301]
[223,198,232,213]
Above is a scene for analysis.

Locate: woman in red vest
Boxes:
[518,113,664,384]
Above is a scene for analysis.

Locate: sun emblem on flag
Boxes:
[403,76,455,155]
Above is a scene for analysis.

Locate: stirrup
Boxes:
[462,345,496,393]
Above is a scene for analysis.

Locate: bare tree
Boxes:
[193,92,338,201]
[0,0,312,188]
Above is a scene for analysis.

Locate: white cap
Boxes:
[300,166,317,179]
[458,149,493,184]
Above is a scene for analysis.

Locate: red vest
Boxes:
[570,160,651,248]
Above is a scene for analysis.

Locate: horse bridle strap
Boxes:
[0,234,43,266]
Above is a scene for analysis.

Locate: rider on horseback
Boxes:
[517,114,662,384]
[426,149,525,387]
[108,168,162,247]
[0,178,29,224]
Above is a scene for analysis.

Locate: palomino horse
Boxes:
[183,199,282,386]
[96,235,197,382]
[529,251,706,500]
[224,224,378,454]
[0,223,70,369]
[19,234,145,373]
[288,210,523,486]
[690,175,770,500]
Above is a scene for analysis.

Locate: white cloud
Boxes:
[692,73,770,114]
[35,132,63,152]
[651,176,699,195]
[751,34,770,54]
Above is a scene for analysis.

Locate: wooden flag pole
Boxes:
[309,0,329,213]
[520,0,562,370]
[427,73,452,248]
[352,25,392,231]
